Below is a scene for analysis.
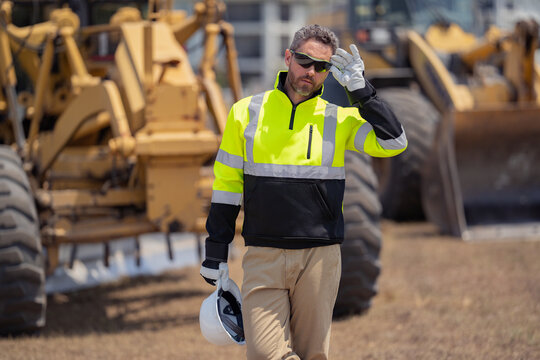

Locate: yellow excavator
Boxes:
[0,0,242,335]
[323,0,540,240]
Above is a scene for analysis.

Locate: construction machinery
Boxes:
[0,0,244,335]
[324,0,540,240]
[0,0,382,332]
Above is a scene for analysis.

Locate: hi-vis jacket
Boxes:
[205,72,407,263]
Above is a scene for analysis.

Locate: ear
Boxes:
[285,49,292,67]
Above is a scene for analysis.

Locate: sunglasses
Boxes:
[290,50,332,73]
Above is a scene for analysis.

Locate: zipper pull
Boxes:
[289,104,297,130]
[307,125,313,159]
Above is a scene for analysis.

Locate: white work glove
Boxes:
[330,44,366,91]
[216,262,231,291]
[200,260,229,290]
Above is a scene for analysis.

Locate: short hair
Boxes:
[289,24,339,54]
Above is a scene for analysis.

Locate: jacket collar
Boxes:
[274,71,324,102]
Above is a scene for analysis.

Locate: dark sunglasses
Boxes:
[290,50,332,73]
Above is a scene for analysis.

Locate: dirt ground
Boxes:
[1,221,539,360]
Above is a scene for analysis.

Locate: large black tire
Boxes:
[374,88,439,220]
[0,145,46,335]
[334,151,382,317]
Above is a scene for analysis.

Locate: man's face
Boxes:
[285,39,333,98]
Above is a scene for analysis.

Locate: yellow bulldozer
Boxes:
[323,0,540,240]
[0,0,244,335]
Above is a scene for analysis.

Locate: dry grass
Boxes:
[1,221,539,359]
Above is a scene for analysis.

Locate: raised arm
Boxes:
[331,44,407,156]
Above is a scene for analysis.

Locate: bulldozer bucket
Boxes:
[422,106,540,240]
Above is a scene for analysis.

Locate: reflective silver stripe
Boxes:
[244,162,345,179]
[211,190,242,205]
[216,149,244,169]
[378,127,408,150]
[245,92,265,163]
[322,103,338,167]
[355,123,407,151]
[354,122,373,153]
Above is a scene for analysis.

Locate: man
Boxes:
[200,25,406,359]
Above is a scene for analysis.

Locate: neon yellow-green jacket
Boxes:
[205,72,406,262]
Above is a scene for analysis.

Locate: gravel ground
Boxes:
[1,221,539,359]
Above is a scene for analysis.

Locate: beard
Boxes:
[288,71,318,97]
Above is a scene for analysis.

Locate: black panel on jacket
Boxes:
[350,83,403,140]
[242,175,345,248]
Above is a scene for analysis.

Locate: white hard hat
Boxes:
[199,265,245,346]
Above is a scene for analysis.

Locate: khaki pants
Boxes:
[241,244,341,360]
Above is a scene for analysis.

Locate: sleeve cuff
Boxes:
[346,79,376,107]
[205,239,229,262]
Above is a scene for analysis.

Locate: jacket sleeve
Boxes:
[204,105,245,263]
[346,79,407,157]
